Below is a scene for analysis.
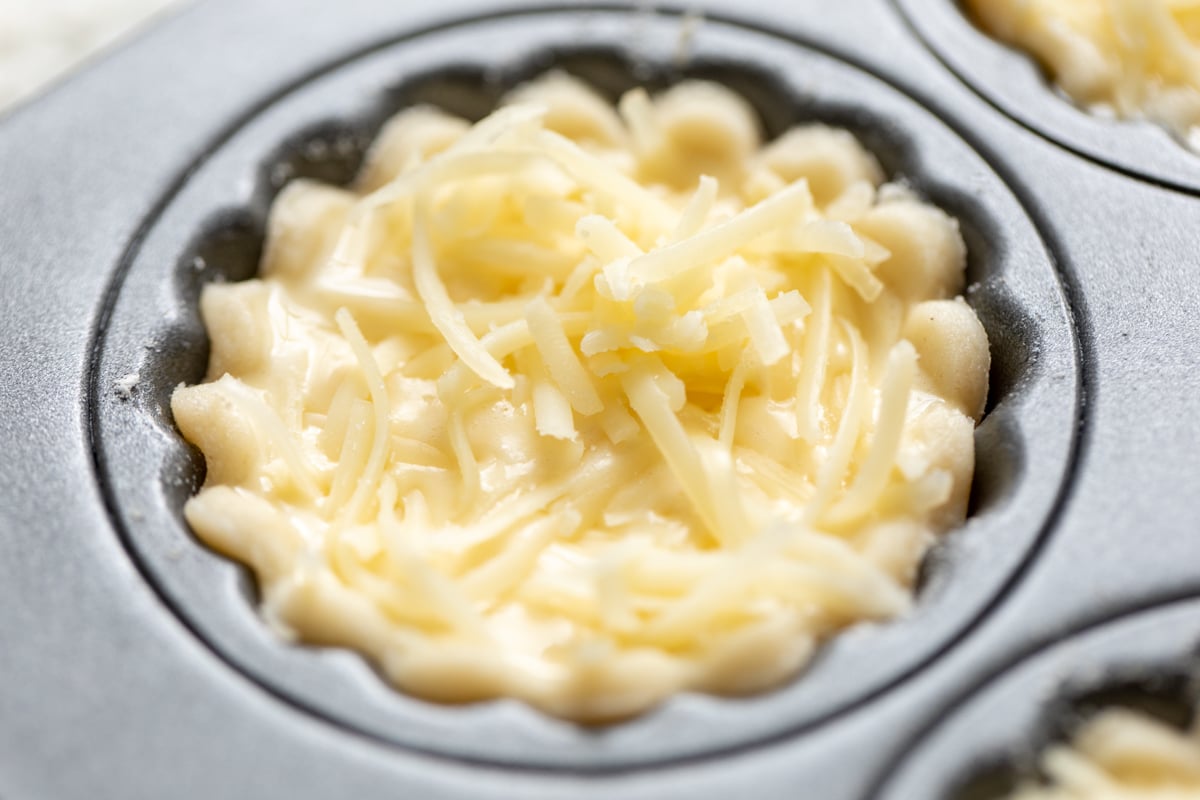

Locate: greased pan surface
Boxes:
[0,1,1197,798]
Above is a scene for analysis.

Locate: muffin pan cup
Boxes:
[895,0,1200,194]
[2,1,1199,798]
[877,599,1200,798]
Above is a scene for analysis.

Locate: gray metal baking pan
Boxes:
[1,0,1198,798]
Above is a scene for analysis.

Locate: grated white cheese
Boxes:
[172,71,990,721]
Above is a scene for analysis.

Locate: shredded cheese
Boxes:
[412,199,515,390]
[967,0,1200,149]
[172,71,990,722]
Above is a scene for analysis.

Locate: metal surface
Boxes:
[0,0,1197,798]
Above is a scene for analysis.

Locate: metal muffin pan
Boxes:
[91,10,1076,771]
[2,0,1199,797]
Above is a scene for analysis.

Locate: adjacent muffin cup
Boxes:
[894,0,1200,194]
[877,598,1200,799]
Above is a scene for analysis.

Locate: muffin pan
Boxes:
[2,0,1198,797]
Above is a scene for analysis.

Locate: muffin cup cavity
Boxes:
[879,600,1200,799]
[895,0,1200,194]
[92,10,1078,769]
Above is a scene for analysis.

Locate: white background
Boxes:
[0,0,182,113]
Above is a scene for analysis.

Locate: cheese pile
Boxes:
[172,72,989,721]
[966,0,1200,149]
[1010,708,1200,799]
